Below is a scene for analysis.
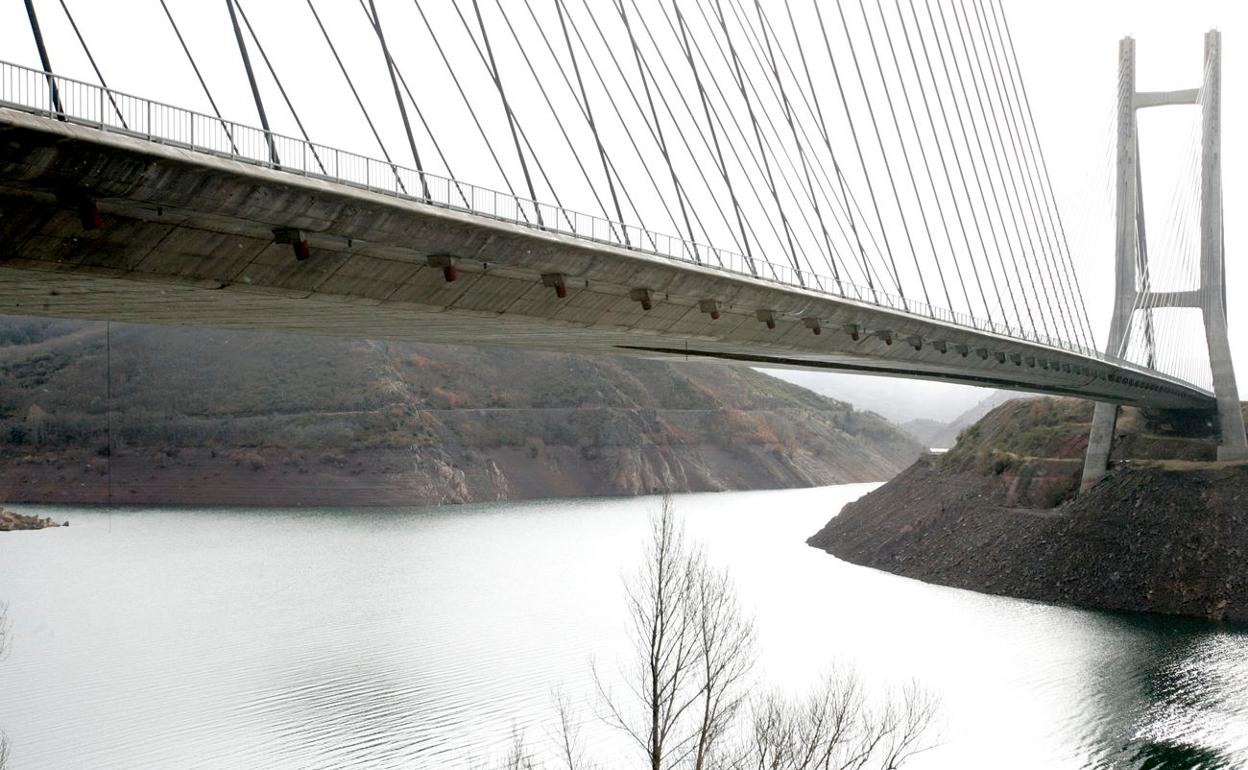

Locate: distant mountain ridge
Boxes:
[901,390,1022,449]
[759,369,994,424]
[0,317,923,506]
[898,418,951,449]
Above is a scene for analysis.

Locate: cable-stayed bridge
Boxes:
[0,0,1243,464]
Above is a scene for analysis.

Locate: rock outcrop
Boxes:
[809,397,1248,623]
[0,506,60,531]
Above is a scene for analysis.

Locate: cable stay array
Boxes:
[16,0,1118,368]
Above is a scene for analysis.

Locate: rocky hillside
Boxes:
[0,317,922,506]
[810,397,1248,622]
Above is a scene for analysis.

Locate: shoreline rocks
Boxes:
[0,506,61,531]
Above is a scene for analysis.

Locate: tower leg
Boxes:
[1199,30,1248,461]
[1081,402,1120,489]
[1205,305,1248,459]
[1082,37,1136,493]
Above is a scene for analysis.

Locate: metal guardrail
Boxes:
[0,59,1205,394]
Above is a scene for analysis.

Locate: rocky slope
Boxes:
[0,317,922,506]
[809,397,1248,623]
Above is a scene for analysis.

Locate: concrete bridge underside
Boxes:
[0,109,1213,411]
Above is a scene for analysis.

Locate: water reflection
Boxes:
[1112,741,1234,770]
[1069,613,1248,769]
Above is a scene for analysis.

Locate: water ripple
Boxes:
[0,490,1245,769]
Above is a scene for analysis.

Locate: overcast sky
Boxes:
[2,0,1246,421]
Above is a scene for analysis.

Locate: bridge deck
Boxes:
[0,107,1213,410]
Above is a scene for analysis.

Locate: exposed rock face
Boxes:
[0,506,60,531]
[809,397,1248,623]
[0,318,923,506]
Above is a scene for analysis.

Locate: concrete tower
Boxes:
[1082,30,1247,490]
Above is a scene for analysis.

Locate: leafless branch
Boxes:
[0,601,8,769]
[549,690,595,770]
[689,559,755,770]
[725,671,938,770]
[498,725,537,770]
[0,602,10,663]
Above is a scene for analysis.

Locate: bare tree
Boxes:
[728,672,937,770]
[591,496,748,768]
[689,560,755,770]
[735,672,861,770]
[498,725,537,770]
[598,494,702,769]
[550,690,595,770]
[597,494,756,770]
[870,683,939,770]
[492,495,937,770]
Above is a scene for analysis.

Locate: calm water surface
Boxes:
[0,485,1246,769]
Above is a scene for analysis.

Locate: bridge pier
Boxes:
[1081,402,1119,489]
[1206,305,1248,460]
[1083,31,1247,490]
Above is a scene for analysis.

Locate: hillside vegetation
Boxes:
[0,317,922,505]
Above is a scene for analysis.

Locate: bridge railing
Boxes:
[0,59,1127,367]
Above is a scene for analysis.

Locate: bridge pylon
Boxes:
[1083,30,1247,489]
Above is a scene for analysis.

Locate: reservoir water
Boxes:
[0,484,1246,769]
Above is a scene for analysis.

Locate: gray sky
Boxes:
[2,0,1246,419]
